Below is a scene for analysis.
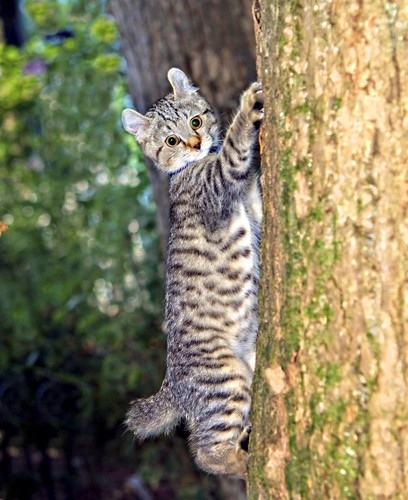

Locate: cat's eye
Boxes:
[165,135,180,147]
[190,116,202,130]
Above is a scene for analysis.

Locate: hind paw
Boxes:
[236,423,252,451]
[194,442,248,480]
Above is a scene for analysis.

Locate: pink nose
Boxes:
[187,136,201,150]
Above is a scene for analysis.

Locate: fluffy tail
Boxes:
[126,380,181,440]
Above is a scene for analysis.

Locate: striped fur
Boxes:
[122,68,263,479]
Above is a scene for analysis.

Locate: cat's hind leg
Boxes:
[194,441,248,480]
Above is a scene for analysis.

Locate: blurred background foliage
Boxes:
[0,0,223,498]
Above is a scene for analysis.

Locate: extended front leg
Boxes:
[219,82,263,184]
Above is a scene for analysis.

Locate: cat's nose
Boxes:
[187,136,201,150]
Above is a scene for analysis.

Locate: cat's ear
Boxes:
[122,109,151,142]
[167,68,197,98]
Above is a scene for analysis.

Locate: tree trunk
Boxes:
[110,0,256,251]
[249,0,407,498]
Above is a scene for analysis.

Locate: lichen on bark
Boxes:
[249,0,407,498]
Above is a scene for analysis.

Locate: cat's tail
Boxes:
[126,379,181,440]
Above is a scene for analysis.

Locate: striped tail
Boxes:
[126,380,181,440]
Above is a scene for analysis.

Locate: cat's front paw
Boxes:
[240,82,263,125]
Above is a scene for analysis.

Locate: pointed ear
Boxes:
[122,109,150,142]
[167,68,197,98]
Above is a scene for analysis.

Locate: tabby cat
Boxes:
[122,68,263,479]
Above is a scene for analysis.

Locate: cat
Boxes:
[122,68,263,479]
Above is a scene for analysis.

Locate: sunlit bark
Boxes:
[249,0,407,497]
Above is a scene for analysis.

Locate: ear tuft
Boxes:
[122,109,150,142]
[167,68,197,98]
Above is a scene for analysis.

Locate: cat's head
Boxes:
[122,68,219,175]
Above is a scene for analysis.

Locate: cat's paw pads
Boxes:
[241,82,264,124]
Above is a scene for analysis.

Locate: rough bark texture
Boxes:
[249,0,407,498]
[110,0,256,250]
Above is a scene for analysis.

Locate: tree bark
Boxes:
[110,0,256,251]
[249,0,407,498]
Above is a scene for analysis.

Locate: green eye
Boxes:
[165,135,180,147]
[190,116,202,130]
